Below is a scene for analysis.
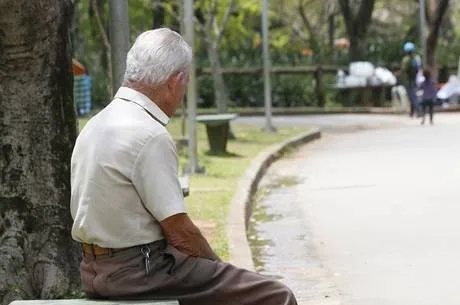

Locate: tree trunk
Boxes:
[206,39,229,113]
[426,30,439,75]
[71,0,85,59]
[152,0,165,28]
[328,13,336,62]
[92,0,113,97]
[314,66,326,107]
[425,0,450,75]
[297,1,321,57]
[349,34,363,62]
[338,0,375,61]
[0,1,80,304]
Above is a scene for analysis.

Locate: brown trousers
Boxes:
[80,240,298,305]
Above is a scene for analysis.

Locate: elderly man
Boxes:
[70,28,298,305]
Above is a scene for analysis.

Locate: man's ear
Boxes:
[167,72,184,89]
[176,72,187,84]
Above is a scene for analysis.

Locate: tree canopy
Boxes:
[71,0,460,108]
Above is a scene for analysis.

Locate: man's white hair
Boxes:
[124,28,192,85]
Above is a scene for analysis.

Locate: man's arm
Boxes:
[160,213,221,261]
[132,132,220,261]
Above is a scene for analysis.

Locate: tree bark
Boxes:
[152,0,165,28]
[297,0,321,56]
[206,39,229,113]
[200,0,236,114]
[71,0,85,59]
[0,1,80,304]
[314,66,326,107]
[92,0,113,97]
[348,33,363,62]
[425,0,450,75]
[338,0,376,61]
[329,13,336,60]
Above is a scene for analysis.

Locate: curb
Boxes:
[234,106,460,117]
[227,129,321,271]
[172,106,460,118]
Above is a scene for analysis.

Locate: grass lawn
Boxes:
[78,116,307,260]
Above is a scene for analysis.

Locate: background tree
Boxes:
[425,0,450,73]
[287,0,338,61]
[152,0,166,28]
[0,1,80,304]
[91,0,113,97]
[197,0,237,113]
[338,0,376,61]
[70,0,460,109]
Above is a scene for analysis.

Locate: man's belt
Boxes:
[81,240,167,256]
[81,243,118,256]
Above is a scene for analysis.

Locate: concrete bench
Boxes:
[331,84,392,107]
[10,300,178,305]
[196,113,238,154]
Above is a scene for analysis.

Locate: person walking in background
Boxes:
[399,42,422,117]
[419,69,438,125]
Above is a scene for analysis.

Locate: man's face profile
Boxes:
[166,71,189,115]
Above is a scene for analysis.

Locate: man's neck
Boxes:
[123,81,169,116]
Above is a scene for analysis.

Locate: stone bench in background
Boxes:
[196,113,238,154]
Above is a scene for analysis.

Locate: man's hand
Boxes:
[160,213,221,261]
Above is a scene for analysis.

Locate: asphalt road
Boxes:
[249,113,460,305]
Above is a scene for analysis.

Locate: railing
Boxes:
[196,65,458,107]
[196,65,458,76]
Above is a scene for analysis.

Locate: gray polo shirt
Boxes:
[70,87,185,248]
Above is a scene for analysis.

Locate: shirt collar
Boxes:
[114,87,170,125]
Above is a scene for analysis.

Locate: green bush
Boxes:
[198,74,322,108]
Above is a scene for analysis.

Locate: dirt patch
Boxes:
[194,220,217,243]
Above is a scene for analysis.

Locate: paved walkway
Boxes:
[236,114,411,133]
[248,113,460,305]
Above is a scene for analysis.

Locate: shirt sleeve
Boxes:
[131,132,186,221]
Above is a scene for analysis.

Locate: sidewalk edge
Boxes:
[227,128,321,270]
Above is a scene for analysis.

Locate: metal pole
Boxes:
[179,0,187,139]
[457,56,460,77]
[184,0,201,174]
[419,0,427,66]
[109,0,130,94]
[261,0,276,132]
